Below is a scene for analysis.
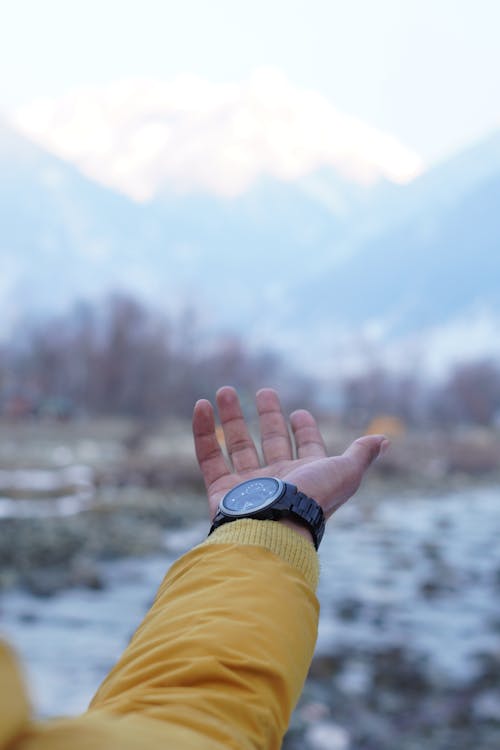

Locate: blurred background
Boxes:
[1,1,499,748]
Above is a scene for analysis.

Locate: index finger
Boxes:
[192,398,230,489]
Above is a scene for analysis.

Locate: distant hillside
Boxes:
[1,119,499,373]
[0,120,376,330]
[292,131,500,338]
[0,120,151,320]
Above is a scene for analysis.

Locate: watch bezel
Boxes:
[219,477,285,517]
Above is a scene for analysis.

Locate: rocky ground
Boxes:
[287,642,500,750]
[0,487,206,595]
[284,485,500,750]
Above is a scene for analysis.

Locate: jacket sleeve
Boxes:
[3,519,320,750]
[88,519,320,749]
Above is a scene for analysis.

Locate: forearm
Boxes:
[89,520,319,750]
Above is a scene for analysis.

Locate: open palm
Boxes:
[192,387,388,522]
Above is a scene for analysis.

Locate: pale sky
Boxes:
[2,0,500,165]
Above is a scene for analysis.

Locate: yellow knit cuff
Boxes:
[199,519,319,591]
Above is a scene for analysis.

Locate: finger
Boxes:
[216,386,260,472]
[192,398,230,489]
[341,435,389,477]
[318,435,389,516]
[256,388,293,463]
[290,409,328,459]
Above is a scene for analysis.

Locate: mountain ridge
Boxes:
[1,118,499,373]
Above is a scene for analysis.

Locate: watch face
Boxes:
[220,477,284,516]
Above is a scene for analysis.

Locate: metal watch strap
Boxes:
[273,488,325,549]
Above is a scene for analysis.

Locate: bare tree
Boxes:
[0,293,312,420]
[434,359,500,427]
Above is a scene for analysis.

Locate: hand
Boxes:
[192,387,389,533]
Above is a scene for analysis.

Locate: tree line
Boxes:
[0,294,313,420]
[1,293,499,428]
[343,360,500,429]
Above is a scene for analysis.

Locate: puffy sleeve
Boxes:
[89,519,319,749]
[3,519,319,750]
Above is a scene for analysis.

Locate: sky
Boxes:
[1,0,500,166]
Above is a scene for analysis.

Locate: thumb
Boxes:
[315,434,390,519]
[342,434,390,473]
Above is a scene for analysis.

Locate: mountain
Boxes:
[356,129,500,240]
[0,120,154,323]
[292,130,500,340]
[12,71,422,201]
[1,118,499,375]
[0,120,375,332]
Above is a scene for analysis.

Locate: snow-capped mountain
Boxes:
[295,130,500,336]
[1,103,499,374]
[12,70,422,201]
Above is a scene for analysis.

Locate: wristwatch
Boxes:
[209,477,325,549]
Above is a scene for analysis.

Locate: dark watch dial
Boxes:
[220,477,284,516]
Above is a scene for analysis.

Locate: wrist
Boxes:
[209,478,324,549]
[277,518,314,546]
[202,518,320,589]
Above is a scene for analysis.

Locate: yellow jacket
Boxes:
[0,519,319,749]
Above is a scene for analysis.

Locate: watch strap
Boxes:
[273,488,325,549]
